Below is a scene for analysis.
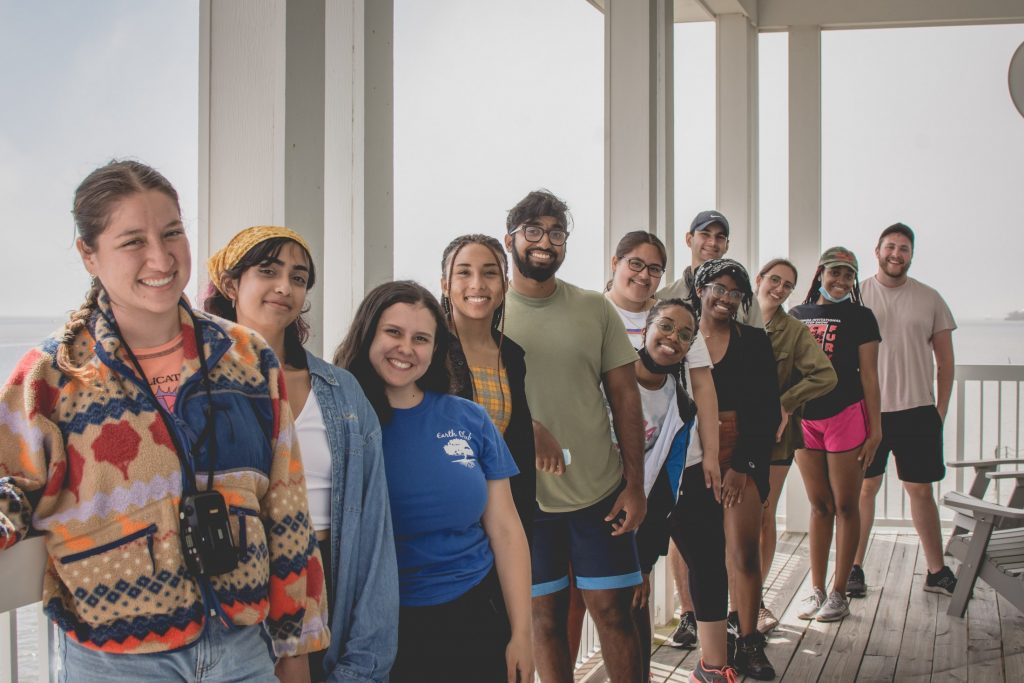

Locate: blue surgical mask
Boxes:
[819,285,851,304]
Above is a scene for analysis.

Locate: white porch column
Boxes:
[323,0,394,351]
[604,0,675,277]
[200,0,393,355]
[715,13,759,269]
[784,25,823,533]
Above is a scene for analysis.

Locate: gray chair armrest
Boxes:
[942,491,1024,521]
[947,458,1024,468]
[986,471,1024,481]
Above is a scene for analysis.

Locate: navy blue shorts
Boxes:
[531,483,642,597]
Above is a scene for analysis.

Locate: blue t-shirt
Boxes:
[382,391,519,606]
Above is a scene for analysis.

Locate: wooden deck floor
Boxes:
[575,531,1024,682]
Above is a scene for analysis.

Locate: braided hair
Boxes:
[59,160,181,378]
[688,258,753,320]
[644,298,697,423]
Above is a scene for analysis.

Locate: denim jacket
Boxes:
[306,352,398,682]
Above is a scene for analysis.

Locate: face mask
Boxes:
[818,285,851,304]
[638,346,678,375]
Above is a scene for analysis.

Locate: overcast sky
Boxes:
[1,1,1022,321]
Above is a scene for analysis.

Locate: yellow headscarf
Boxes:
[206,226,313,295]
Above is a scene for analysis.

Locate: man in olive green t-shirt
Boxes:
[503,189,646,683]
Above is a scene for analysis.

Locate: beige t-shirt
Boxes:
[505,279,639,512]
[860,276,956,413]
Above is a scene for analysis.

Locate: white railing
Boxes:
[3,364,1022,678]
[873,364,1024,524]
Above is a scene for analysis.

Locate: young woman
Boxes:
[334,282,532,683]
[753,259,837,634]
[0,161,326,683]
[689,259,780,681]
[789,247,881,624]
[603,232,722,677]
[204,226,398,682]
[440,234,536,540]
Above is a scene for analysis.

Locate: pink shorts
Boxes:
[801,400,868,453]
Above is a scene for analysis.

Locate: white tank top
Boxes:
[294,392,332,531]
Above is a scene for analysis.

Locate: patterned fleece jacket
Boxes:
[0,294,329,656]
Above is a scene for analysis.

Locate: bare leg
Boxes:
[760,465,790,583]
[533,591,574,683]
[669,544,694,613]
[566,569,586,662]
[904,482,946,572]
[855,475,883,566]
[632,576,653,682]
[826,449,864,594]
[696,619,728,669]
[580,587,642,682]
[795,449,835,591]
[723,478,764,637]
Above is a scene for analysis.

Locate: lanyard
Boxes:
[104,305,219,495]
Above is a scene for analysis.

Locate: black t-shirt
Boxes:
[788,300,881,420]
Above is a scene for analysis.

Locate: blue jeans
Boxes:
[59,619,278,682]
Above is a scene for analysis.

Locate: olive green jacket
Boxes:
[765,308,838,462]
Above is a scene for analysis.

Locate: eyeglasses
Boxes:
[510,224,569,246]
[652,318,695,344]
[704,283,744,302]
[624,258,665,278]
[765,274,794,293]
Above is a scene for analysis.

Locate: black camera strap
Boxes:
[105,306,218,495]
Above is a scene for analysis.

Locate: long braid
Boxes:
[645,298,697,423]
[56,278,102,378]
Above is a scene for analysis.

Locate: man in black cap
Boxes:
[659,210,763,327]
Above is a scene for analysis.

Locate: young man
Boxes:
[659,210,763,328]
[852,222,958,596]
[503,190,647,682]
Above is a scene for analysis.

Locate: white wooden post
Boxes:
[784,25,822,532]
[715,13,759,270]
[604,0,675,278]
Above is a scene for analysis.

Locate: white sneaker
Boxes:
[798,587,826,620]
[815,590,850,622]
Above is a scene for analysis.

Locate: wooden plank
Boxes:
[893,541,939,681]
[761,534,810,631]
[818,533,900,681]
[755,536,816,680]
[997,591,1024,682]
[761,531,804,594]
[857,654,897,682]
[934,558,969,681]
[862,535,917,661]
[967,579,1005,683]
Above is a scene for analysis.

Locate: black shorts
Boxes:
[635,466,674,575]
[865,405,945,483]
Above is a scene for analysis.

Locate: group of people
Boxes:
[0,160,958,683]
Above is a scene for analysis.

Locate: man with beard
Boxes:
[658,210,763,327]
[503,189,647,683]
[851,222,958,598]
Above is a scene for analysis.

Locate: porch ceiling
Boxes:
[585,0,1024,30]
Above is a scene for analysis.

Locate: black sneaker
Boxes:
[668,610,698,648]
[727,610,740,637]
[846,564,867,598]
[734,632,776,680]
[924,566,958,596]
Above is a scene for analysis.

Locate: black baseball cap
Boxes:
[689,210,730,237]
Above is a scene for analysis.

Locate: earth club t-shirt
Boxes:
[382,391,519,607]
[789,300,881,420]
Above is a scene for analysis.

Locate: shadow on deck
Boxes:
[575,531,1024,682]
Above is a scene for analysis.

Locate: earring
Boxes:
[231,298,236,309]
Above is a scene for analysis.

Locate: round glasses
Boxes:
[652,318,695,344]
[765,274,795,293]
[705,283,744,302]
[510,224,569,246]
[624,257,665,278]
